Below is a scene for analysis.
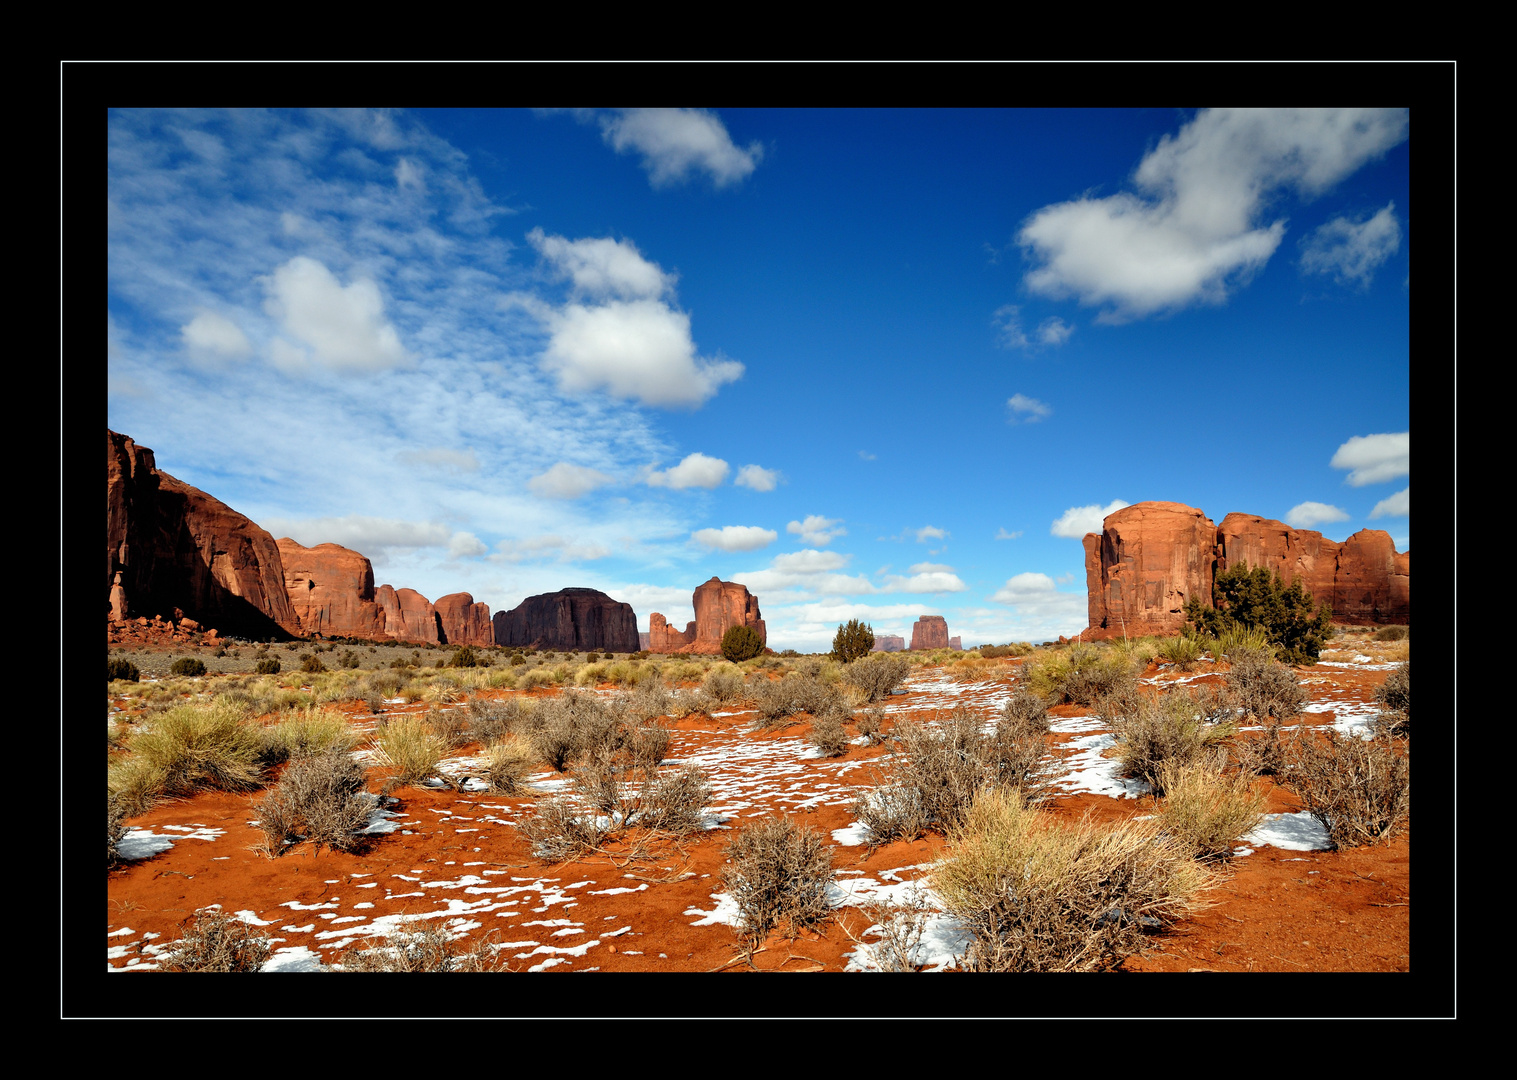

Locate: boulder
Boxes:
[493,588,640,653]
[909,615,950,651]
[276,539,388,639]
[435,591,495,647]
[649,577,765,655]
[107,430,300,639]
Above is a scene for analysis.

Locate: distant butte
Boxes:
[648,577,765,655]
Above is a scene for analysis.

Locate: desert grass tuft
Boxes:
[1108,687,1237,795]
[1155,760,1266,859]
[109,699,266,814]
[339,919,503,972]
[373,715,448,788]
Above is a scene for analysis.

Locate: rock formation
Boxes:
[435,592,494,647]
[949,636,962,651]
[909,615,949,651]
[493,588,640,653]
[871,634,906,653]
[376,585,441,644]
[276,539,388,639]
[648,577,766,655]
[1085,501,1410,637]
[107,430,301,639]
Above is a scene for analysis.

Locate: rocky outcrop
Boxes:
[648,577,766,655]
[276,539,388,639]
[949,636,962,651]
[910,615,950,651]
[107,430,300,639]
[871,634,906,653]
[435,592,494,647]
[1083,502,1218,638]
[376,585,440,644]
[1085,502,1410,637]
[493,588,640,652]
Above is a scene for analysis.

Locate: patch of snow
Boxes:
[1240,812,1331,851]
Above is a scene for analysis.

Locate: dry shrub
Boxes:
[852,888,933,972]
[932,789,1215,972]
[1374,661,1410,736]
[753,673,845,728]
[854,706,886,745]
[108,792,127,868]
[528,691,623,772]
[842,652,912,703]
[1109,687,1237,795]
[1226,649,1306,721]
[519,794,608,861]
[808,710,851,757]
[627,720,671,769]
[373,715,448,787]
[260,706,358,765]
[1288,730,1409,849]
[1025,644,1136,705]
[1232,719,1297,779]
[469,696,533,743]
[701,664,746,704]
[425,707,473,751]
[640,764,712,835]
[722,817,834,947]
[160,908,273,973]
[1155,759,1267,859]
[340,919,502,972]
[1000,689,1051,737]
[256,746,373,856]
[481,735,534,794]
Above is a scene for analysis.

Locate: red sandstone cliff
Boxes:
[1085,501,1409,637]
[107,430,301,639]
[909,615,950,650]
[649,577,766,655]
[435,591,494,647]
[376,585,441,644]
[276,539,388,639]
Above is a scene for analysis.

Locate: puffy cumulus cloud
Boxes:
[1050,499,1130,538]
[645,452,729,490]
[881,568,968,593]
[692,525,778,552]
[262,256,411,372]
[733,549,877,597]
[991,571,1059,604]
[180,310,252,361]
[735,464,781,492]
[909,562,953,574]
[493,535,611,563]
[788,515,846,546]
[1020,109,1409,321]
[1369,487,1409,519]
[538,296,744,409]
[397,447,480,473]
[1007,393,1051,423]
[1286,501,1350,528]
[1331,432,1409,486]
[915,525,947,543]
[598,108,763,188]
[263,514,452,556]
[528,228,675,301]
[448,531,487,558]
[1300,202,1401,287]
[528,462,614,500]
[995,528,1023,540]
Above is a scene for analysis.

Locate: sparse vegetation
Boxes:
[373,715,448,788]
[931,788,1214,972]
[255,657,281,675]
[808,710,851,757]
[1374,661,1410,736]
[170,657,207,677]
[841,651,912,703]
[1024,644,1136,705]
[108,792,127,867]
[339,919,502,972]
[160,908,272,973]
[109,699,266,814]
[446,645,479,668]
[722,817,834,948]
[1108,687,1237,795]
[1226,649,1306,721]
[1155,760,1266,859]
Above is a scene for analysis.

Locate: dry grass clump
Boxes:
[854,706,1052,846]
[373,715,448,788]
[1374,661,1410,737]
[160,908,273,973]
[259,706,359,764]
[109,700,266,815]
[480,734,534,794]
[1025,644,1136,705]
[854,706,887,746]
[752,673,845,727]
[638,764,713,835]
[701,664,746,704]
[1109,687,1237,795]
[1288,731,1409,849]
[842,652,912,703]
[1226,649,1306,721]
[527,691,623,772]
[468,696,534,742]
[1155,759,1266,859]
[339,919,503,972]
[931,789,1215,972]
[722,817,834,948]
[518,794,609,860]
[807,710,851,757]
[255,746,373,857]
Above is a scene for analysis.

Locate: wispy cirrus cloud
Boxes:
[1300,202,1401,287]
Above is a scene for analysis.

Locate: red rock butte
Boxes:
[493,589,640,653]
[909,615,950,651]
[1083,501,1409,639]
[648,577,766,655]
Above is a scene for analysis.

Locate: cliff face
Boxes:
[435,592,495,647]
[493,588,639,652]
[107,430,301,639]
[1084,501,1410,637]
[649,578,765,655]
[376,585,440,644]
[276,539,388,639]
[909,615,950,650]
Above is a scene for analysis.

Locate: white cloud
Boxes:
[858,450,877,461]
[915,525,947,543]
[881,570,967,594]
[395,157,426,192]
[991,571,1059,605]
[598,108,763,188]
[180,310,251,361]
[263,514,452,555]
[909,562,953,574]
[692,525,778,552]
[528,462,614,500]
[1007,393,1052,423]
[397,448,480,473]
[528,228,675,301]
[1038,317,1074,345]
[448,531,487,558]
[645,452,730,490]
[787,515,846,546]
[1331,432,1409,486]
[995,528,1022,540]
[1300,202,1401,286]
[538,297,744,408]
[1051,499,1130,538]
[994,306,1073,349]
[262,256,411,371]
[1286,502,1350,528]
[493,535,611,563]
[1019,108,1409,321]
[735,464,781,492]
[1369,487,1409,519]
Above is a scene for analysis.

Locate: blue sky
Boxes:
[106,107,1411,651]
